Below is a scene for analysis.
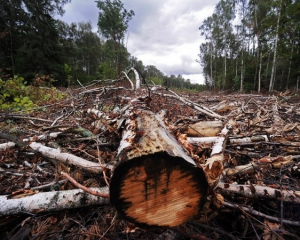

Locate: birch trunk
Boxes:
[0,187,109,216]
[269,0,282,91]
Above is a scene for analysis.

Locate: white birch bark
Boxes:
[269,0,282,91]
[217,182,300,204]
[0,187,109,215]
[29,142,107,173]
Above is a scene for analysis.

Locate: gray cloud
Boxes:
[58,0,219,83]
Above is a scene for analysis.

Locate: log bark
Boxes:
[0,187,109,215]
[110,99,208,227]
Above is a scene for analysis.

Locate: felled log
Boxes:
[201,123,232,186]
[0,187,109,215]
[110,99,208,227]
[217,182,300,204]
[29,142,110,174]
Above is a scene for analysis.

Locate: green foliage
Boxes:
[99,60,117,79]
[148,77,163,85]
[96,0,134,42]
[0,76,65,111]
[96,0,134,75]
[0,76,35,110]
[199,0,300,92]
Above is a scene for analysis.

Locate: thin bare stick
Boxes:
[225,201,300,226]
[61,171,109,199]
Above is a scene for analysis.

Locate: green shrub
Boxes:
[0,75,65,111]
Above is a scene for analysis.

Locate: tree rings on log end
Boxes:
[110,152,208,227]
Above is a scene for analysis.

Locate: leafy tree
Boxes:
[96,0,134,75]
[0,0,70,84]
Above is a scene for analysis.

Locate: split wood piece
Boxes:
[201,124,232,187]
[217,183,300,204]
[210,100,241,113]
[181,121,223,137]
[110,103,208,227]
[29,142,112,174]
[0,187,109,216]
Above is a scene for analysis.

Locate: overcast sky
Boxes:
[57,0,219,84]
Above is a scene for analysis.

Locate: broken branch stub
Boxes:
[110,99,208,227]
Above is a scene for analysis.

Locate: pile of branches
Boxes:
[1,74,300,239]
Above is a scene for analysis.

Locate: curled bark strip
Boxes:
[0,187,109,216]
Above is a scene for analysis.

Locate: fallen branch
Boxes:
[0,187,109,216]
[61,171,109,198]
[217,182,300,204]
[154,92,225,120]
[29,142,111,174]
[225,201,300,227]
[0,132,62,150]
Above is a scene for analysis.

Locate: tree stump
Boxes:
[110,100,208,227]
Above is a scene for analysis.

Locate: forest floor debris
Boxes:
[1,80,300,239]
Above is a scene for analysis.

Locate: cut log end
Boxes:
[110,152,208,227]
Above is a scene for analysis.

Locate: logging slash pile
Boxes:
[1,77,300,239]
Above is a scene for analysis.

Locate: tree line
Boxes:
[0,0,202,91]
[199,0,300,92]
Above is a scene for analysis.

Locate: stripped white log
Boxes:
[212,125,231,156]
[188,137,218,144]
[229,135,268,144]
[217,182,300,203]
[25,132,62,142]
[0,132,62,151]
[130,67,141,89]
[121,71,134,89]
[188,135,268,145]
[0,187,109,215]
[201,124,231,186]
[0,142,16,150]
[29,142,106,173]
[87,108,105,119]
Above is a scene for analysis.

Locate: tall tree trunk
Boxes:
[210,42,213,85]
[266,49,271,85]
[258,51,262,93]
[286,39,294,90]
[253,2,259,90]
[269,0,282,91]
[240,50,244,92]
